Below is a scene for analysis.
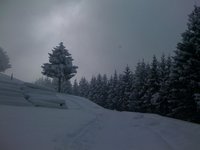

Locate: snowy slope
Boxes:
[0,73,200,150]
[0,73,66,108]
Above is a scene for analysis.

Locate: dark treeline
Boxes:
[73,6,200,123]
[72,52,199,123]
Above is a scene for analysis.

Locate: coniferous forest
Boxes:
[36,6,200,123]
[71,6,200,123]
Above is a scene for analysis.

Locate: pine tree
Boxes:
[88,76,97,102]
[120,65,134,111]
[159,55,167,82]
[106,75,114,109]
[101,74,109,107]
[133,61,144,112]
[168,6,200,121]
[144,56,160,112]
[116,74,124,111]
[107,70,119,109]
[0,47,11,72]
[155,55,172,115]
[41,42,78,92]
[150,55,160,93]
[133,60,150,112]
[79,77,89,98]
[94,74,106,106]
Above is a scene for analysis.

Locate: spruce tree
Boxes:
[101,74,109,107]
[149,55,160,94]
[41,42,78,92]
[116,74,124,111]
[144,55,160,112]
[106,75,114,109]
[88,76,97,102]
[79,77,89,98]
[94,74,105,106]
[120,65,134,111]
[168,6,200,120]
[156,55,171,115]
[107,70,119,109]
[133,60,149,112]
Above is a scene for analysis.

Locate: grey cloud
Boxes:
[0,0,198,82]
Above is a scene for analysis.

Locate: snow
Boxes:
[0,73,66,109]
[0,73,200,150]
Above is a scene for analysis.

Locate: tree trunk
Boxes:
[58,77,61,93]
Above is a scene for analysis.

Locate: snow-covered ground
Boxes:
[0,73,200,150]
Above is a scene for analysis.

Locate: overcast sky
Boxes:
[0,0,199,82]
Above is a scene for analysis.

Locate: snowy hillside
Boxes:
[0,73,66,108]
[0,73,200,150]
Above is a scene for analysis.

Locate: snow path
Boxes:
[97,112,173,150]
[57,94,200,150]
[57,97,200,150]
[55,94,104,149]
[0,105,98,150]
[1,73,200,150]
[66,110,173,150]
[57,94,102,111]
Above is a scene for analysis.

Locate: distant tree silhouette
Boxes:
[0,47,11,72]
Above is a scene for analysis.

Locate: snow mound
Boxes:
[0,73,31,106]
[0,73,66,109]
